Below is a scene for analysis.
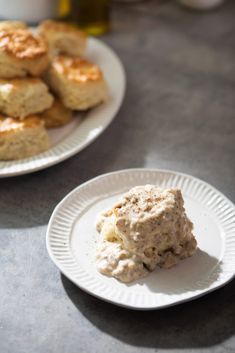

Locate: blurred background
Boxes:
[0,0,226,35]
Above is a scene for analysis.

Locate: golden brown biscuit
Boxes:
[39,98,73,128]
[45,55,108,110]
[0,115,49,160]
[0,21,27,31]
[0,29,49,78]
[0,78,54,118]
[38,20,86,57]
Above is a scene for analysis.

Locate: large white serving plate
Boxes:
[0,38,126,177]
[47,169,235,310]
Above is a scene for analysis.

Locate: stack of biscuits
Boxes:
[0,20,108,160]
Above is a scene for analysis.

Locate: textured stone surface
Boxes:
[0,1,235,352]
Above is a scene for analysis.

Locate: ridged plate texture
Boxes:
[47,169,235,309]
[0,38,126,177]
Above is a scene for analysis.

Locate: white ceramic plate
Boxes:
[47,169,235,310]
[0,38,126,177]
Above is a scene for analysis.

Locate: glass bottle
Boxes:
[59,0,71,19]
[70,0,111,35]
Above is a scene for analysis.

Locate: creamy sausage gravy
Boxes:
[96,185,197,283]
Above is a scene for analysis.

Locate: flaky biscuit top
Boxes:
[0,21,27,31]
[0,116,44,134]
[52,55,103,83]
[0,29,47,59]
[39,20,86,38]
[0,77,47,89]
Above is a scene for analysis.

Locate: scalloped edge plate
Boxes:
[47,169,235,310]
[0,38,126,177]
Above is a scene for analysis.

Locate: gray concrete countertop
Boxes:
[0,1,234,352]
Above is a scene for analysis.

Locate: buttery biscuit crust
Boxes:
[52,56,103,82]
[0,29,47,59]
[52,56,103,83]
[0,115,44,133]
[45,55,108,110]
[0,78,54,118]
[0,115,49,160]
[0,29,49,78]
[38,20,86,57]
[39,20,86,36]
[39,98,73,128]
[0,21,27,31]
